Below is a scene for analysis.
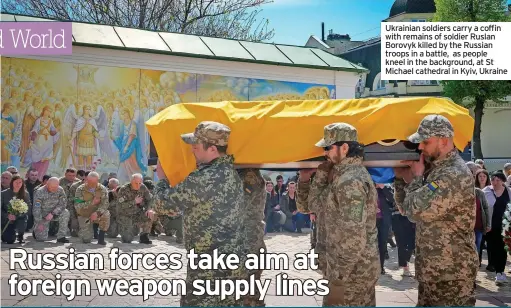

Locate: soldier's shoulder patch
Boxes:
[34,200,41,207]
[427,181,439,192]
[348,200,365,222]
[245,187,252,194]
[118,197,125,203]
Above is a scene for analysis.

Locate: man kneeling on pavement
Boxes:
[74,172,110,245]
[33,177,70,243]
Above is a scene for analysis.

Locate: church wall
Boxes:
[1,47,347,182]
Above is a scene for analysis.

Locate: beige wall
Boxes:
[475,106,511,171]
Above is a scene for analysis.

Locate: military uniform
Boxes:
[297,175,327,273]
[396,115,478,306]
[106,189,120,238]
[306,123,380,306]
[67,180,84,237]
[33,186,70,242]
[74,183,110,244]
[145,180,166,237]
[154,121,246,307]
[117,183,153,243]
[161,215,184,243]
[59,177,79,199]
[238,168,266,307]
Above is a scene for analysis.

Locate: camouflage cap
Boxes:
[408,114,454,144]
[181,121,231,146]
[315,122,358,147]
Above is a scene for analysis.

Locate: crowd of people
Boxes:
[2,115,511,307]
[1,167,183,246]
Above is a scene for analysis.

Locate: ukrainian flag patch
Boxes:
[427,181,439,192]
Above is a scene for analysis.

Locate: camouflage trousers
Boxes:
[77,210,111,243]
[106,213,119,238]
[323,278,376,306]
[34,209,70,241]
[151,214,165,234]
[118,214,152,243]
[161,215,184,240]
[417,280,476,307]
[68,204,79,237]
[310,215,326,273]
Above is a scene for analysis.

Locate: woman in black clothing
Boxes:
[484,172,511,283]
[1,174,31,244]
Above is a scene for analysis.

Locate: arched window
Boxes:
[373,72,388,91]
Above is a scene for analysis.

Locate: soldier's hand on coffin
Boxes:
[393,167,414,183]
[299,169,316,182]
[310,214,316,222]
[90,211,98,221]
[45,213,53,221]
[317,161,334,173]
[403,153,425,177]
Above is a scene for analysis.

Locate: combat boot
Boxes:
[97,230,106,245]
[139,233,152,244]
[57,237,69,243]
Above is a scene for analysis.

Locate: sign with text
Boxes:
[381,22,511,80]
[0,22,72,55]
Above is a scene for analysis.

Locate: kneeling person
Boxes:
[74,172,110,245]
[33,177,70,243]
[117,174,154,244]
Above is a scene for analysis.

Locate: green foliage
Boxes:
[433,0,510,22]
[433,0,511,158]
[442,80,511,108]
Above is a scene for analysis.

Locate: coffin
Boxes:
[146,97,474,185]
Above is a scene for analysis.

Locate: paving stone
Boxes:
[2,231,510,306]
[476,296,508,307]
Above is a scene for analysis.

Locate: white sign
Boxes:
[381,22,511,80]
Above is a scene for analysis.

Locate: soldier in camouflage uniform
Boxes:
[106,179,120,238]
[297,171,328,273]
[238,168,267,307]
[33,177,70,243]
[394,115,478,306]
[67,171,90,237]
[299,123,379,306]
[144,179,165,237]
[74,172,110,245]
[59,168,79,198]
[161,214,184,243]
[154,121,246,307]
[117,174,154,244]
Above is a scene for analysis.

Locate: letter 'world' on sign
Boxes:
[0,22,72,55]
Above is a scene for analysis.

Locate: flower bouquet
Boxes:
[2,197,28,235]
[502,201,511,254]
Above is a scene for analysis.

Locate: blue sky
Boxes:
[259,0,396,45]
[259,0,511,46]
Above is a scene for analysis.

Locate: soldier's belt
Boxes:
[76,206,99,218]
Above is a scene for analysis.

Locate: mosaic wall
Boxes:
[1,57,335,182]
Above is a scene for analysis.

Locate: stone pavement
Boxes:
[1,229,511,307]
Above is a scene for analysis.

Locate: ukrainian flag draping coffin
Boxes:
[146,97,474,186]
